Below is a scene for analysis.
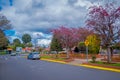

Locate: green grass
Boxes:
[41,55,66,61]
[41,55,52,59]
[109,63,120,66]
[0,51,6,55]
[90,61,120,67]
[54,58,66,61]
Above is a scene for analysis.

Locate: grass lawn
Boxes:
[41,55,53,59]
[90,61,120,67]
[41,55,66,61]
[109,63,120,67]
[0,51,6,55]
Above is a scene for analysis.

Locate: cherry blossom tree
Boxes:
[86,2,120,63]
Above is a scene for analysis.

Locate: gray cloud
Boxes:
[1,0,120,45]
[1,0,91,33]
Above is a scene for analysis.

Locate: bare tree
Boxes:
[0,14,12,31]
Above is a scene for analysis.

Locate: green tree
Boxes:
[7,44,16,51]
[78,42,86,53]
[0,30,8,49]
[13,38,21,50]
[113,43,120,50]
[26,42,33,47]
[0,14,12,50]
[39,47,44,52]
[86,34,100,54]
[13,38,21,45]
[19,43,25,48]
[22,34,31,44]
[50,35,62,57]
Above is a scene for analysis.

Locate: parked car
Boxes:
[10,53,16,56]
[27,52,40,60]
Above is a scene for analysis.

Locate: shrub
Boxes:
[0,50,6,55]
[92,56,96,63]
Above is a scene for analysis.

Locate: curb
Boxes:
[80,64,120,73]
[41,58,120,73]
[41,58,67,64]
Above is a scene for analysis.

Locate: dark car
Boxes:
[27,52,40,60]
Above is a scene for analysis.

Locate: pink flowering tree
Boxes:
[86,3,120,63]
[52,26,76,58]
[76,28,94,42]
[52,26,92,58]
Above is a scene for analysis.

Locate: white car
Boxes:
[11,53,16,56]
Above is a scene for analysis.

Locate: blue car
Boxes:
[27,52,40,60]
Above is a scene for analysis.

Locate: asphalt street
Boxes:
[0,55,120,80]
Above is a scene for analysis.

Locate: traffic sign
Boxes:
[85,40,89,46]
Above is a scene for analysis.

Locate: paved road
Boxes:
[0,55,120,80]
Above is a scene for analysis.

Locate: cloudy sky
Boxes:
[0,0,118,46]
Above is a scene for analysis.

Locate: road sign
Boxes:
[85,40,89,46]
[85,40,89,62]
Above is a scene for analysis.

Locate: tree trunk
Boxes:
[110,47,113,57]
[107,47,111,63]
[66,48,69,59]
[56,51,58,58]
